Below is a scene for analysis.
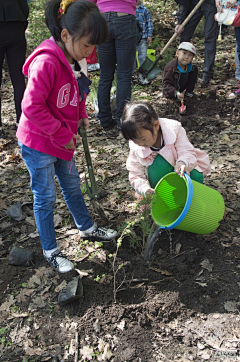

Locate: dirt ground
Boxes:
[0,18,240,362]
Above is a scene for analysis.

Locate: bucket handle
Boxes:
[160,172,193,230]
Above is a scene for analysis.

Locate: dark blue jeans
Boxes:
[19,142,93,251]
[97,12,137,128]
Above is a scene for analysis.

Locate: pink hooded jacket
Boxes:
[16,37,88,161]
[126,118,211,196]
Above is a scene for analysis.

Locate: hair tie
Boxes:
[58,0,75,18]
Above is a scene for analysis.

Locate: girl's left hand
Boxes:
[175,161,191,178]
[78,118,89,130]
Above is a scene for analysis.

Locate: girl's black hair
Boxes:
[121,101,158,141]
[45,0,108,45]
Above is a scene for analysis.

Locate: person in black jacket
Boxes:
[175,0,217,87]
[0,0,29,137]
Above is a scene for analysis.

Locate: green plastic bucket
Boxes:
[151,172,225,234]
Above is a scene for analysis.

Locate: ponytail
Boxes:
[45,0,108,45]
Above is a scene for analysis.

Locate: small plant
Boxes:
[118,194,154,253]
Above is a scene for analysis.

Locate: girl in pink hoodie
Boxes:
[16,0,117,273]
[121,101,211,197]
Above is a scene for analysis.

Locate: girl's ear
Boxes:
[61,28,70,44]
[153,120,160,132]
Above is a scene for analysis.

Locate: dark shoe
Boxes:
[201,78,210,87]
[0,128,5,139]
[44,249,74,273]
[79,223,117,241]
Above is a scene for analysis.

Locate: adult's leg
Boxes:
[19,142,58,251]
[5,22,26,123]
[55,158,93,232]
[97,13,116,129]
[0,23,7,128]
[235,27,240,80]
[180,8,203,43]
[138,38,148,67]
[114,14,137,128]
[202,1,217,80]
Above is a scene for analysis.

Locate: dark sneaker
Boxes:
[79,223,117,241]
[200,77,210,87]
[0,128,5,139]
[44,249,74,273]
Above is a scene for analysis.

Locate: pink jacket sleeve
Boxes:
[126,149,152,196]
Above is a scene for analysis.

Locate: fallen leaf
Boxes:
[80,345,94,361]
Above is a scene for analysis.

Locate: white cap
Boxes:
[178,42,196,55]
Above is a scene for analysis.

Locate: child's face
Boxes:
[61,29,95,63]
[176,49,194,67]
[133,120,160,148]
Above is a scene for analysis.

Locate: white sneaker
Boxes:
[79,223,117,241]
[87,63,100,72]
[44,249,74,273]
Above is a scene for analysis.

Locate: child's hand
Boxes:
[78,117,89,130]
[147,36,152,43]
[176,92,184,101]
[175,161,190,178]
[145,188,155,196]
[64,134,81,150]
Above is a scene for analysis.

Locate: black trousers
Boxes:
[180,1,217,79]
[0,21,27,126]
[179,65,198,93]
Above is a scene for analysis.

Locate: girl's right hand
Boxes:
[145,188,155,196]
[64,134,81,150]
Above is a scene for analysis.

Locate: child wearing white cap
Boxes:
[162,42,198,101]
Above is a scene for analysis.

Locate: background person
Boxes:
[162,42,198,101]
[89,0,137,131]
[0,0,29,137]
[135,0,154,67]
[175,0,218,87]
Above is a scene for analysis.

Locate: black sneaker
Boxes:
[44,249,74,273]
[200,77,210,87]
[79,223,117,241]
[0,128,5,139]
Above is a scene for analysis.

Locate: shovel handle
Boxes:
[149,0,206,73]
[160,0,205,56]
[79,126,99,199]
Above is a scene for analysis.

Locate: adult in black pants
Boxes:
[175,0,218,87]
[0,0,29,137]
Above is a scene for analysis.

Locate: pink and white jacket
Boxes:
[126,118,211,196]
[16,37,88,161]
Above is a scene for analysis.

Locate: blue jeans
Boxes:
[235,27,240,80]
[19,142,93,251]
[97,12,137,128]
[137,38,148,67]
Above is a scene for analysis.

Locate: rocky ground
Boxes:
[0,8,240,362]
